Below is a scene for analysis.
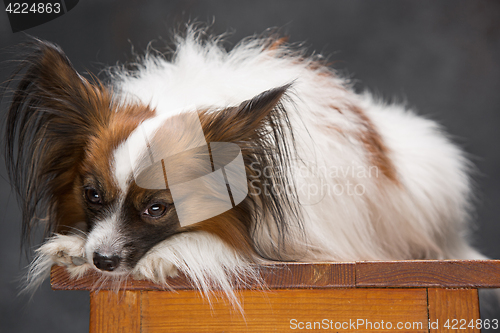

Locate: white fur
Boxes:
[24,234,90,293]
[111,29,479,261]
[35,232,259,313]
[84,211,129,275]
[28,28,484,307]
[132,231,260,312]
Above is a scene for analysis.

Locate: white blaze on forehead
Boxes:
[112,105,201,193]
[111,104,249,227]
[113,142,135,193]
[85,212,125,259]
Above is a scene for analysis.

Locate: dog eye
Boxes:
[143,203,168,218]
[85,188,102,205]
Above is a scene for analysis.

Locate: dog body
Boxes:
[4,29,484,304]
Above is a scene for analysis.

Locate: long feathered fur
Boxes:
[3,27,488,310]
[4,39,113,251]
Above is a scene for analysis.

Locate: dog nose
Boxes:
[93,253,120,271]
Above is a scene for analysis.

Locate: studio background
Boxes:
[1,1,499,332]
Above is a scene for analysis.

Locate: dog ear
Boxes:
[200,84,291,144]
[4,39,112,250]
[198,84,303,260]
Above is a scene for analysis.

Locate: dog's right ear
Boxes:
[3,39,112,252]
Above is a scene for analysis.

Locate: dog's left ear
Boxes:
[200,84,291,143]
[3,39,112,250]
[198,84,301,260]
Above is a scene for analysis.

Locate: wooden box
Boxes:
[50,260,500,332]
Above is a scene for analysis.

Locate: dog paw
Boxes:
[132,251,178,284]
[38,234,88,268]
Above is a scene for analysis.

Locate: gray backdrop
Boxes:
[1,1,499,332]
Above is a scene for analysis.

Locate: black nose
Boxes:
[93,253,120,271]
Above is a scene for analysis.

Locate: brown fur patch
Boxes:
[4,39,157,243]
[350,104,398,184]
[303,59,397,184]
[80,102,155,192]
[59,101,155,233]
[317,102,397,184]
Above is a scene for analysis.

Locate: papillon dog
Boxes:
[3,27,486,307]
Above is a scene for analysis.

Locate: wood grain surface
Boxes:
[140,288,428,333]
[89,290,141,333]
[61,262,493,332]
[51,260,500,290]
[428,288,480,333]
[357,260,500,287]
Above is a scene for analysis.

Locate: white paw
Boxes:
[38,234,88,269]
[132,249,178,284]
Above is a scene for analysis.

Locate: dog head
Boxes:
[4,39,300,276]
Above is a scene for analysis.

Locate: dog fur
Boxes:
[3,27,486,309]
